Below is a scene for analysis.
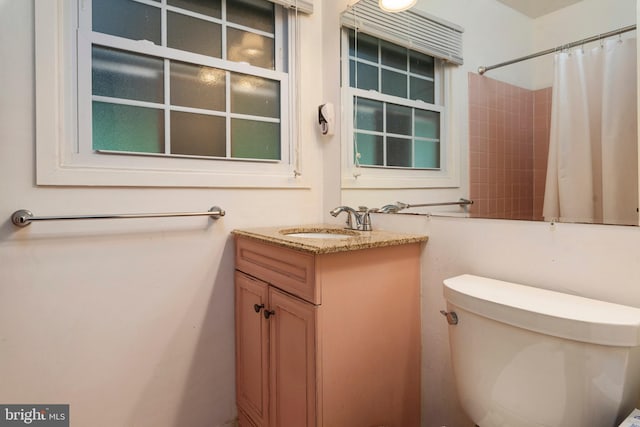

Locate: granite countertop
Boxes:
[232,224,428,254]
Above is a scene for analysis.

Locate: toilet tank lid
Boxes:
[443,274,640,347]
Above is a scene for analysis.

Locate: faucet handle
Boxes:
[361,213,372,231]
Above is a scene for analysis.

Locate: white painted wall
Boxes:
[3,0,640,426]
[0,1,325,426]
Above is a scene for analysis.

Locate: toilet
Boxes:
[442,274,640,427]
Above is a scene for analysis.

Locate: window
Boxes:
[35,0,307,188]
[347,30,443,170]
[82,0,286,161]
[339,0,463,189]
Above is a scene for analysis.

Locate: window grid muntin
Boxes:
[349,57,435,99]
[347,30,443,171]
[348,29,436,104]
[127,0,278,56]
[353,108,441,170]
[86,0,284,162]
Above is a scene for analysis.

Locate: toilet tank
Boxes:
[443,274,640,427]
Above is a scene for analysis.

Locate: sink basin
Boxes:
[280,228,359,239]
[286,232,353,239]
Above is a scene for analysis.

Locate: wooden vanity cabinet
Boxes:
[234,235,421,427]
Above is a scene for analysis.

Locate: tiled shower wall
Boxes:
[468,72,552,220]
[533,86,552,220]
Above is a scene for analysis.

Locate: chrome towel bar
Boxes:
[11,206,226,227]
[379,198,473,213]
[399,198,474,209]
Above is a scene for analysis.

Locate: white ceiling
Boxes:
[496,0,583,18]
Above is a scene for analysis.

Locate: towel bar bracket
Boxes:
[12,210,34,227]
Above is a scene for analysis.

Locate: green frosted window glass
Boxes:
[168,12,222,58]
[355,133,383,166]
[87,0,289,164]
[410,51,434,78]
[231,74,280,118]
[92,102,164,153]
[351,61,378,91]
[231,119,280,159]
[93,0,161,44]
[386,104,411,136]
[92,46,164,103]
[168,0,221,18]
[382,69,407,98]
[381,40,407,71]
[170,62,225,111]
[415,110,440,139]
[348,30,378,62]
[227,0,274,33]
[228,28,275,69]
[415,140,440,168]
[170,112,226,157]
[410,77,434,103]
[355,98,383,132]
[387,137,412,167]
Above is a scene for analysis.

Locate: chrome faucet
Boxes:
[330,206,360,230]
[330,206,376,231]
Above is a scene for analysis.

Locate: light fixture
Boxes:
[378,0,416,12]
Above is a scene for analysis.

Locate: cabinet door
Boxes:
[268,288,317,427]
[236,272,269,427]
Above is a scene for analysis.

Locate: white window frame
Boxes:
[35,0,306,188]
[340,29,460,189]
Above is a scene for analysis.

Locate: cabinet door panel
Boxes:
[269,288,317,427]
[236,272,269,426]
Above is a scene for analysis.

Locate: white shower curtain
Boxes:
[543,38,638,225]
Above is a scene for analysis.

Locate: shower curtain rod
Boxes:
[478,24,637,75]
